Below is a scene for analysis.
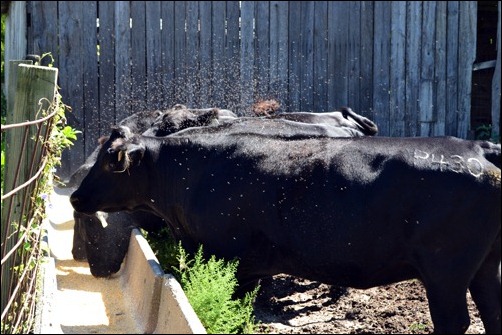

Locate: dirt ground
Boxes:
[252,274,485,334]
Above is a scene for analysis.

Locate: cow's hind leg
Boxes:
[468,236,501,334]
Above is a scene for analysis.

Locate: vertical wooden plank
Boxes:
[405,1,422,137]
[174,1,187,105]
[225,1,241,112]
[26,1,57,62]
[131,1,147,111]
[255,1,270,101]
[289,1,301,112]
[419,1,436,137]
[13,64,57,178]
[26,2,62,172]
[240,1,255,115]
[146,1,162,109]
[81,2,100,159]
[58,1,85,176]
[269,1,288,110]
[212,1,226,106]
[2,62,32,298]
[433,1,447,136]
[5,61,32,132]
[457,1,477,138]
[2,61,32,239]
[185,1,200,108]
[347,1,361,113]
[445,1,459,136]
[492,1,501,139]
[199,1,212,107]
[161,1,175,108]
[328,2,349,110]
[5,1,27,91]
[115,1,132,121]
[372,1,391,136]
[98,1,116,135]
[389,1,406,137]
[359,1,374,119]
[300,1,314,112]
[313,1,328,112]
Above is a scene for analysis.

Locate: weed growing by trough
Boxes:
[145,229,260,334]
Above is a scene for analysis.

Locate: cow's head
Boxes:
[73,211,136,277]
[104,126,146,173]
[70,126,148,214]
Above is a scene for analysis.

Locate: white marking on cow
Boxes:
[466,158,483,177]
[414,150,484,177]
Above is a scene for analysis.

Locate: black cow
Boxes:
[66,106,234,273]
[146,108,377,139]
[70,125,501,334]
[172,115,370,139]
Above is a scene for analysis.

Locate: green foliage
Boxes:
[409,322,429,333]
[474,123,500,143]
[173,244,260,334]
[145,229,260,334]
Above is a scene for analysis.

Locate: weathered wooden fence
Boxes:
[5,1,494,179]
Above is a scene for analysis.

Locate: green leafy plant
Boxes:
[145,229,260,334]
[173,244,260,334]
[474,123,500,143]
[475,124,492,140]
[409,321,429,333]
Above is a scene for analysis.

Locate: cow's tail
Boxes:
[340,107,379,136]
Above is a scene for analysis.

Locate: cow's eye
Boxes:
[109,162,116,170]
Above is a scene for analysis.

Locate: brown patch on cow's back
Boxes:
[252,99,281,116]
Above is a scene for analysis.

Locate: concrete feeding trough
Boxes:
[36,186,206,334]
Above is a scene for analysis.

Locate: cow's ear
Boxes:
[127,143,146,166]
[98,136,109,145]
[110,125,134,140]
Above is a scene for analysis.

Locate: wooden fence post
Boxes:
[1,63,58,324]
